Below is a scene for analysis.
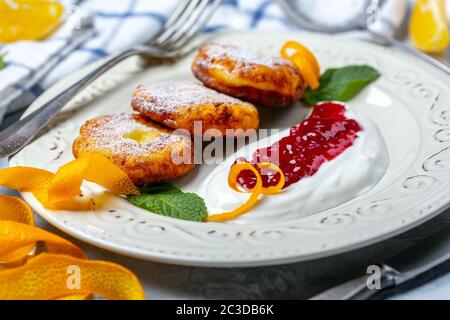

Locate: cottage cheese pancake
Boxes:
[73,113,194,186]
[131,81,259,137]
[192,43,304,108]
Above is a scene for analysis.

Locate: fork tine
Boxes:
[162,0,191,29]
[168,0,221,50]
[156,0,210,49]
[146,0,193,44]
[151,0,205,46]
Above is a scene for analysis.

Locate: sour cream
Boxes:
[198,107,389,224]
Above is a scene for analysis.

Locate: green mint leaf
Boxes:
[128,182,208,222]
[0,53,6,70]
[140,181,181,195]
[303,65,380,106]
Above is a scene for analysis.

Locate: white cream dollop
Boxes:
[198,108,389,224]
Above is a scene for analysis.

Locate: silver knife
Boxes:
[310,225,450,300]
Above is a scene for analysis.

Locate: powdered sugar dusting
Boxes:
[133,81,253,115]
[203,43,288,68]
[78,114,188,156]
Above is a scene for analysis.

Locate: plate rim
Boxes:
[11,30,450,267]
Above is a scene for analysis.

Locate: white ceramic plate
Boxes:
[11,32,450,267]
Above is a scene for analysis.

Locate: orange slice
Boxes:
[0,0,64,43]
[409,0,450,53]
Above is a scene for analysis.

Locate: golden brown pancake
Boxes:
[72,113,194,186]
[131,81,259,137]
[192,43,304,108]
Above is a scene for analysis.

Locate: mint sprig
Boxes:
[140,182,181,195]
[303,65,380,106]
[128,182,208,222]
[0,53,6,70]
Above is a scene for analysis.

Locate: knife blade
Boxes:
[310,225,450,300]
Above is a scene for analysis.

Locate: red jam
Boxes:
[235,102,362,190]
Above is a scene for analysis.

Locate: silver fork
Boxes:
[0,0,221,158]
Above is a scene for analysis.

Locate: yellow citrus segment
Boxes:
[0,195,35,225]
[48,154,139,202]
[281,40,321,77]
[0,253,145,300]
[0,220,86,262]
[409,0,450,53]
[0,0,64,43]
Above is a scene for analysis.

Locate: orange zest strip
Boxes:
[258,163,285,195]
[281,40,321,90]
[290,53,320,90]
[0,220,86,262]
[0,253,145,300]
[0,154,139,209]
[56,294,93,300]
[0,167,54,205]
[0,156,144,300]
[206,162,263,222]
[0,197,35,264]
[48,154,139,203]
[281,40,321,77]
[206,162,285,222]
[0,195,35,225]
[0,246,36,265]
[226,162,285,195]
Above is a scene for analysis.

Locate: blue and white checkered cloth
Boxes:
[0,0,417,123]
[0,0,290,122]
